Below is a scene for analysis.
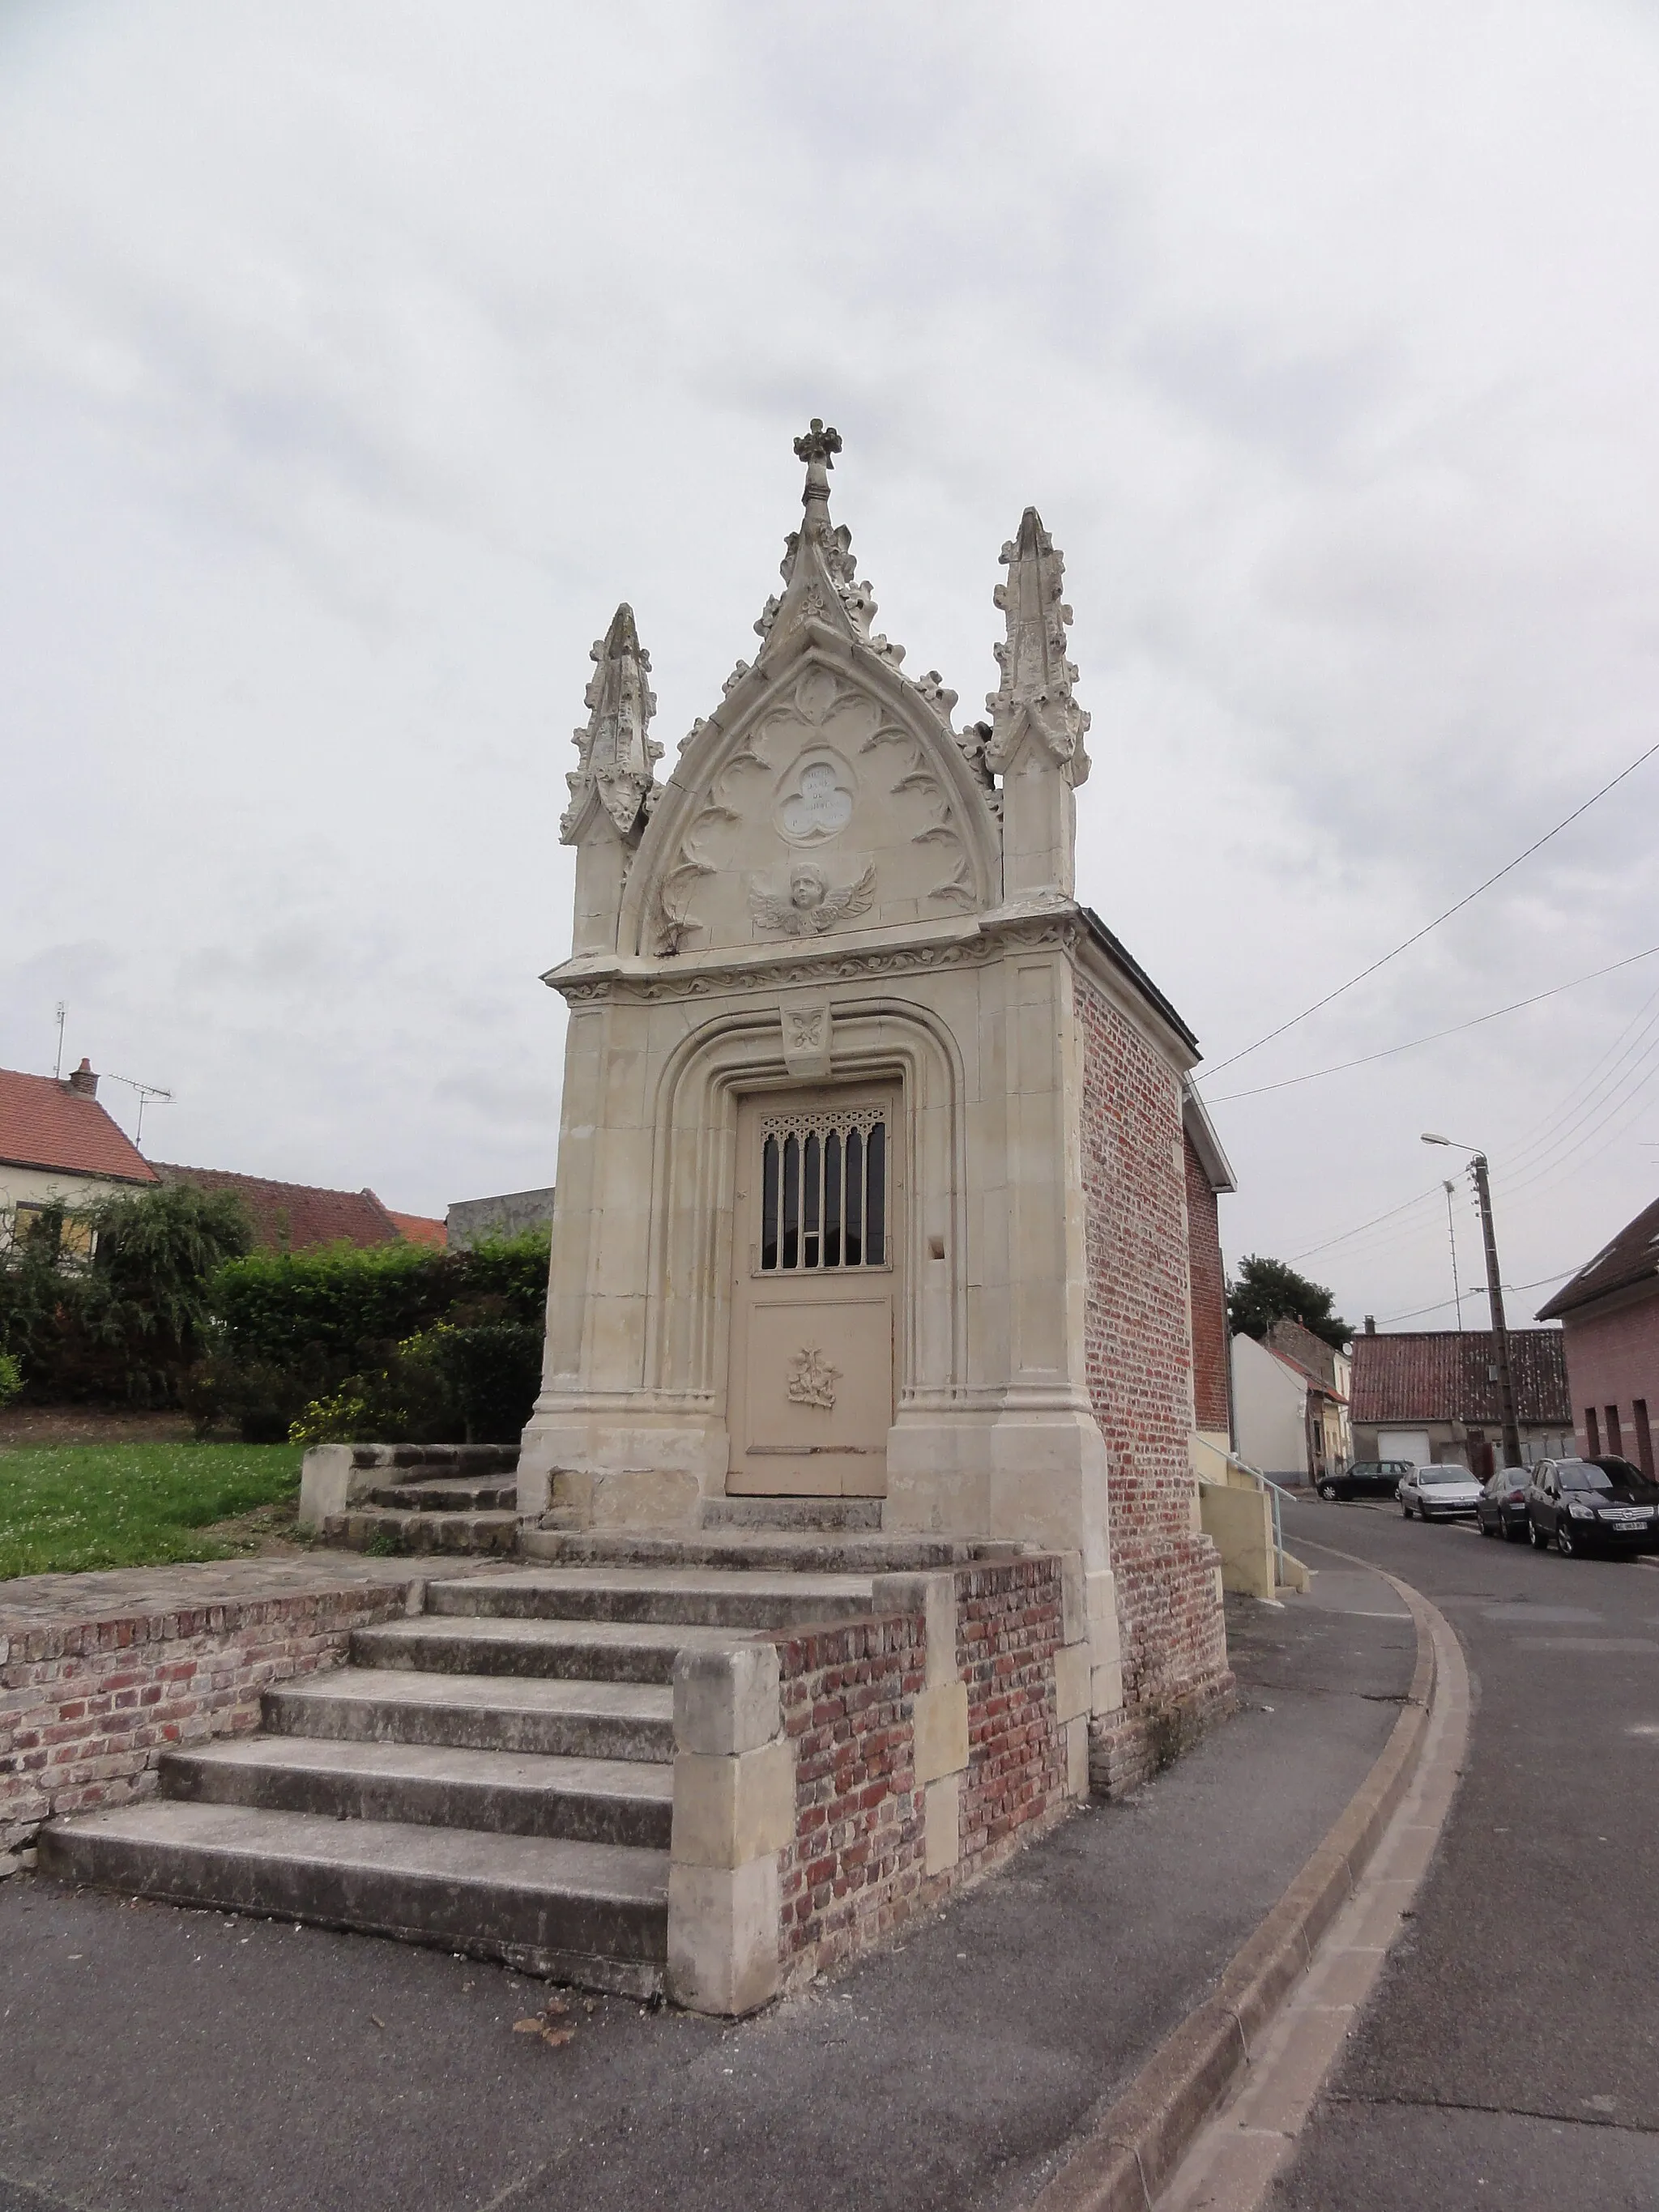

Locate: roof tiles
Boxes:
[0,1067,156,1187]
[1350,1329,1569,1426]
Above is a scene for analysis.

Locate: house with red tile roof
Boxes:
[0,1061,157,1255]
[1349,1325,1572,1477]
[1537,1196,1659,1477]
[151,1166,446,1252]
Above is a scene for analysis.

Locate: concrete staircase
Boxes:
[320,1455,522,1557]
[40,1556,888,1995]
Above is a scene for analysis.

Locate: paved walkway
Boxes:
[0,1569,1418,2212]
[0,1554,484,1634]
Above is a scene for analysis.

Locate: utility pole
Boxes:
[1468,1152,1522,1469]
[1423,1133,1522,1468]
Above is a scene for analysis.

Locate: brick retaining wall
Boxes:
[1,1579,417,1853]
[773,1555,1075,1985]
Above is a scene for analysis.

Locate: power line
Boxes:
[1288,1184,1444,1263]
[1203,734,1659,1079]
[1376,1268,1577,1326]
[1204,944,1659,1103]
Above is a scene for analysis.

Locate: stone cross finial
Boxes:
[793,417,842,471]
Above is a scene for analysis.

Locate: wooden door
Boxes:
[728,1089,899,1497]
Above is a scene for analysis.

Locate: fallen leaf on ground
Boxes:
[513,2018,544,2035]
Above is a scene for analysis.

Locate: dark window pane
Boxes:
[783,1134,800,1270]
[867,1121,885,1266]
[761,1136,778,1270]
[824,1131,842,1268]
[845,1127,863,1267]
[804,1132,820,1268]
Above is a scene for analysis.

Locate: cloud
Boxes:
[2,0,1657,1319]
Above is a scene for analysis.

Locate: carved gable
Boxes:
[621,423,1002,961]
[626,650,1000,958]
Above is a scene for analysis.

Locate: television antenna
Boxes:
[53,1003,66,1081]
[103,1072,176,1149]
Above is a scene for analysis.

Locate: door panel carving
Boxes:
[730,1089,898,1496]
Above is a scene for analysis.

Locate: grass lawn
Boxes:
[0,1443,305,1581]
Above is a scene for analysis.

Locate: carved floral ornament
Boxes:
[786,1345,840,1411]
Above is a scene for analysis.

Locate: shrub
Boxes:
[0,1183,252,1406]
[0,1349,22,1409]
[428,1322,542,1443]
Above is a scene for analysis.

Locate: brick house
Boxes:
[1349,1326,1572,1477]
[1537,1195,1659,1477]
[0,1059,157,1257]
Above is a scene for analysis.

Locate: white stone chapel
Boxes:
[522,422,1231,1779]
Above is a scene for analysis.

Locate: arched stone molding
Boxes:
[642,995,969,1415]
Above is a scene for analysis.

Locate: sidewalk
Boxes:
[0,1562,1418,2212]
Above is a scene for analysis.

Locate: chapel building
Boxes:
[522,421,1232,1784]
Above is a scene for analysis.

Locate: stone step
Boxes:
[425,1566,879,1631]
[519,1528,983,1575]
[265,1666,675,1762]
[365,1481,519,1513]
[321,1508,519,1556]
[160,1737,673,1848]
[352,1614,748,1686]
[700,1496,883,1532]
[39,1799,667,1995]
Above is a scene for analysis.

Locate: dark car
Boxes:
[1476,1466,1532,1541]
[1525,1456,1659,1557]
[1317,1458,1413,1502]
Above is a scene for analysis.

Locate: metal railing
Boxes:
[1218,1452,1301,1587]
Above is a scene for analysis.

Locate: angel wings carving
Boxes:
[749,861,876,937]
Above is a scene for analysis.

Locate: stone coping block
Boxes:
[671,1643,783,1758]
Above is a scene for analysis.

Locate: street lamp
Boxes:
[1421,1135,1521,1467]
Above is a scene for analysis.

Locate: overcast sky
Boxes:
[4,0,1658,1332]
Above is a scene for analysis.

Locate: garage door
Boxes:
[1378,1430,1431,1465]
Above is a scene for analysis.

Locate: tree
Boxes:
[1227,1255,1349,1350]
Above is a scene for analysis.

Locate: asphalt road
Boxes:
[1268,1503,1659,2211]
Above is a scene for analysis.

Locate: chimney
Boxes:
[1364,1314,1376,1334]
[67,1057,98,1099]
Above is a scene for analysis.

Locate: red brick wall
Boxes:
[1076,973,1232,1789]
[1560,1294,1659,1473]
[1184,1132,1231,1437]
[1,1583,414,1852]
[773,1556,1073,1984]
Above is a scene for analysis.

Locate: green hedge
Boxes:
[214,1232,549,1367]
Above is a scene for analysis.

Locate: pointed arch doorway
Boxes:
[727,1087,901,1498]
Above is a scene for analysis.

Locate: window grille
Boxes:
[758,1101,888,1272]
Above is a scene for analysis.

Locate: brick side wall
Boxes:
[1560,1295,1659,1472]
[1184,1132,1230,1437]
[1,1583,414,1852]
[1076,973,1233,1792]
[774,1557,1073,1984]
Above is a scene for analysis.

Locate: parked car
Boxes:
[1397,1463,1485,1520]
[1317,1458,1414,1502]
[1476,1466,1532,1541]
[1525,1456,1659,1557]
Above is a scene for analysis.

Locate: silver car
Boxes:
[1397,1463,1485,1520]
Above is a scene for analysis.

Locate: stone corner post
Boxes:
[1055,1552,1097,1798]
[666,1643,794,2017]
[872,1571,970,1877]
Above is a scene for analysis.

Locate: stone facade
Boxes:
[521,423,1230,1776]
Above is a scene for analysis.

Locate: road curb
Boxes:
[1029,1558,1440,2212]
